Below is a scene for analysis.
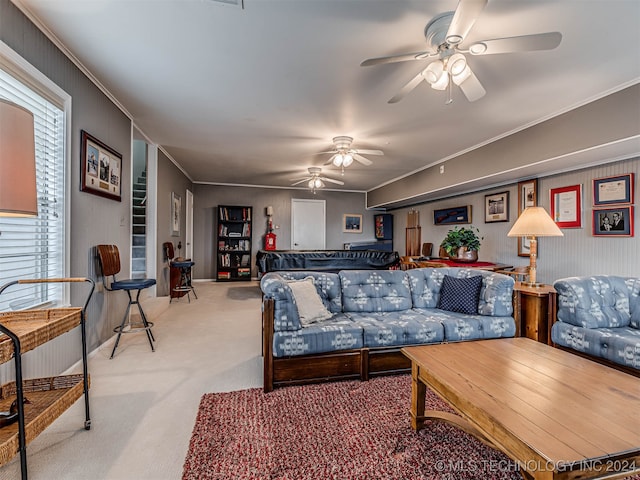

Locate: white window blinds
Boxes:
[0,69,65,311]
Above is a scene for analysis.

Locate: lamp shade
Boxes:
[0,99,37,217]
[507,207,563,237]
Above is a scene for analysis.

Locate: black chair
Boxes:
[163,242,197,303]
[97,244,156,358]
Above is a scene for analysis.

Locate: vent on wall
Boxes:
[208,0,244,8]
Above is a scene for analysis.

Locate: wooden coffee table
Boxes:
[402,338,640,480]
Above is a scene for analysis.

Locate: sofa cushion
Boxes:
[551,322,640,370]
[407,268,514,316]
[554,276,632,329]
[261,272,342,332]
[437,274,482,314]
[272,314,363,357]
[347,311,444,347]
[287,277,333,326]
[339,270,412,313]
[275,271,343,313]
[438,313,517,341]
[627,278,640,329]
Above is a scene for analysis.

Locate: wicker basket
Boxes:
[0,308,82,364]
[0,374,87,467]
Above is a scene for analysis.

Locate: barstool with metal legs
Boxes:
[163,242,197,303]
[97,244,156,358]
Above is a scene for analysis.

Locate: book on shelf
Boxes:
[241,254,250,267]
[237,267,250,277]
[218,271,231,279]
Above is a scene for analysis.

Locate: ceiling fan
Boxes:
[290,167,344,193]
[360,0,562,104]
[320,136,384,174]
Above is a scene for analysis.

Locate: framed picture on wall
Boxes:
[517,179,538,256]
[433,205,472,225]
[171,192,181,237]
[484,191,509,223]
[80,130,122,201]
[343,214,362,233]
[550,184,582,228]
[593,206,634,237]
[593,173,634,206]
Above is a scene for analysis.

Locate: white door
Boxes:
[291,199,325,250]
[185,189,194,259]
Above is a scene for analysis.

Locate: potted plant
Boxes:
[440,226,482,263]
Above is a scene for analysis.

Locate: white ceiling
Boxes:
[13,0,640,197]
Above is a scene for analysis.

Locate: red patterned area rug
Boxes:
[183,375,638,480]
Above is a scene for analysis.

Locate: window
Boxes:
[0,48,68,311]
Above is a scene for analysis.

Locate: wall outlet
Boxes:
[439,165,445,174]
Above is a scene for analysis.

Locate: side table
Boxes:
[513,282,556,345]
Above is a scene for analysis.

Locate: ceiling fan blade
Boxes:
[291,178,310,186]
[468,32,562,55]
[458,67,486,102]
[353,154,373,166]
[388,70,425,104]
[354,149,384,156]
[360,51,435,67]
[446,0,488,44]
[320,176,345,186]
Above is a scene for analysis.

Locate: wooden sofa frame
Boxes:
[263,298,414,392]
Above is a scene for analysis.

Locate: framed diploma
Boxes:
[550,184,582,228]
[593,173,634,206]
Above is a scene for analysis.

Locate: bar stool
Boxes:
[163,242,197,303]
[96,244,156,358]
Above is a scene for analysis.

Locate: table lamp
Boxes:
[0,99,38,217]
[507,206,563,286]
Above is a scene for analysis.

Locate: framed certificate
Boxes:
[550,184,582,228]
[593,173,634,206]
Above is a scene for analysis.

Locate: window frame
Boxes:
[0,40,72,308]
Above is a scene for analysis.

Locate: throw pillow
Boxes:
[287,277,333,326]
[437,274,483,315]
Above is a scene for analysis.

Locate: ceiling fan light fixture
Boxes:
[469,42,487,55]
[308,178,324,189]
[342,154,353,167]
[333,154,344,167]
[431,70,449,90]
[423,60,445,84]
[448,53,467,75]
[452,64,471,85]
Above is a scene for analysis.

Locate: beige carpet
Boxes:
[0,281,264,480]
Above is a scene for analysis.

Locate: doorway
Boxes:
[291,199,326,250]
[185,189,194,259]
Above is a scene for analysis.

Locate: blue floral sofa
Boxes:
[551,276,640,375]
[261,268,515,391]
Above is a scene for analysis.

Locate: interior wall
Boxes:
[192,185,373,279]
[156,150,194,296]
[0,0,132,376]
[390,156,640,285]
[368,84,640,208]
